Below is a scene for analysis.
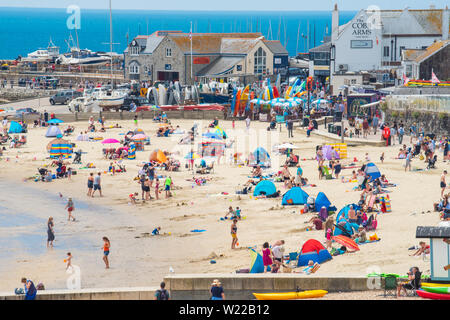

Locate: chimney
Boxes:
[443,6,449,40]
[332,3,339,44]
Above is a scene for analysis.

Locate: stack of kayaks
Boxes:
[417,283,450,300]
[253,290,328,300]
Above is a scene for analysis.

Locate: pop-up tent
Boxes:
[46,138,73,159]
[8,121,23,133]
[364,162,381,181]
[149,149,167,163]
[249,248,271,273]
[253,180,276,197]
[321,145,340,160]
[249,147,271,167]
[282,187,309,205]
[45,125,62,138]
[314,192,332,212]
[297,239,332,267]
[334,204,360,236]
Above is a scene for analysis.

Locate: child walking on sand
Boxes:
[65,252,72,270]
[102,237,110,269]
[65,198,75,221]
[155,178,160,200]
[231,219,238,249]
[262,242,273,273]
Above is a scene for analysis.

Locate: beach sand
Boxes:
[0,118,445,292]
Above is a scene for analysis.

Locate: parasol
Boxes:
[332,235,360,251]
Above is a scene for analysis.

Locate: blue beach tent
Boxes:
[364,162,381,181]
[281,187,309,205]
[8,121,23,133]
[250,147,271,167]
[334,204,360,236]
[45,125,62,138]
[314,192,332,212]
[253,180,276,197]
[249,248,271,273]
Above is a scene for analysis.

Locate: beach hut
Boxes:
[249,147,271,167]
[297,239,332,267]
[8,121,23,134]
[249,248,271,273]
[128,143,136,160]
[149,149,167,163]
[314,192,332,212]
[46,138,73,159]
[253,180,276,197]
[281,187,309,205]
[45,125,62,138]
[364,162,381,181]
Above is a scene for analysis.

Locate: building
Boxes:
[124,31,288,84]
[402,40,450,80]
[308,41,331,81]
[329,4,450,84]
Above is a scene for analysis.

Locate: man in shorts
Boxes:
[164,176,172,199]
[92,172,102,197]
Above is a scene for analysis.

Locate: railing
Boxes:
[385,95,450,113]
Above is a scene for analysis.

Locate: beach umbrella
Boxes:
[132,134,146,141]
[269,98,287,106]
[250,99,268,105]
[215,126,227,139]
[48,118,64,124]
[282,100,299,108]
[332,235,360,252]
[185,152,201,160]
[133,128,145,135]
[101,138,120,144]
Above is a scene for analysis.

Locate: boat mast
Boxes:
[296,22,300,55]
[109,0,113,86]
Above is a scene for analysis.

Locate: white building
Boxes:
[330,4,450,80]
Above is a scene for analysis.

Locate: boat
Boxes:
[421,282,450,288]
[84,87,127,111]
[68,96,100,113]
[253,290,328,300]
[56,48,112,66]
[422,286,450,294]
[22,39,60,63]
[417,289,450,300]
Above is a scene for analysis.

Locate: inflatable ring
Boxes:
[140,88,148,97]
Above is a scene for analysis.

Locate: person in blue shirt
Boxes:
[152,227,161,236]
[21,278,37,300]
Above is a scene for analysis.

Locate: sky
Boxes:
[0,0,448,11]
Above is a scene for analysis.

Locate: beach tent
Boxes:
[321,145,340,160]
[128,143,136,160]
[364,162,381,181]
[314,192,332,212]
[45,125,62,138]
[198,141,225,157]
[281,187,309,205]
[297,239,332,267]
[253,180,276,197]
[214,126,227,139]
[149,149,167,163]
[46,138,73,159]
[133,128,145,135]
[249,147,271,167]
[8,121,23,134]
[334,204,360,236]
[249,248,271,273]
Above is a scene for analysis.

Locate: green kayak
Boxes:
[422,286,450,294]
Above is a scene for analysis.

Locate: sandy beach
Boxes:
[0,117,446,292]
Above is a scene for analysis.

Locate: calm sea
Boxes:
[0,7,356,59]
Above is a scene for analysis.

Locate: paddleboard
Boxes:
[230,88,237,115]
[273,86,279,98]
[234,89,241,117]
[417,289,450,300]
[422,282,450,288]
[422,286,450,294]
[253,290,327,300]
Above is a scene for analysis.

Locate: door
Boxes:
[157,71,179,82]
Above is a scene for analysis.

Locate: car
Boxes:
[16,108,39,115]
[38,76,59,88]
[49,90,82,105]
[120,95,150,111]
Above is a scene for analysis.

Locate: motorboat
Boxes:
[68,96,101,113]
[56,48,112,66]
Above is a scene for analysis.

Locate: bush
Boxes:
[412,111,421,119]
[438,112,447,120]
[391,111,399,118]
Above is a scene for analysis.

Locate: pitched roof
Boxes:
[197,56,243,76]
[416,226,450,238]
[143,35,165,54]
[220,38,260,54]
[309,42,332,53]
[415,40,450,63]
[168,33,262,54]
[402,49,426,61]
[263,40,289,55]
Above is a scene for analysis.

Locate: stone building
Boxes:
[123,31,288,84]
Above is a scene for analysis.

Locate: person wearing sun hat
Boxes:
[210,279,225,300]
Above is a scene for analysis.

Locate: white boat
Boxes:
[68,96,100,113]
[56,48,111,66]
[22,39,60,63]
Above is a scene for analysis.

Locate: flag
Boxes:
[431,69,440,84]
[402,73,410,85]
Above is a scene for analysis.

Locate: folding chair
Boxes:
[383,276,397,297]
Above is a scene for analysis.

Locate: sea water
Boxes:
[0,7,355,59]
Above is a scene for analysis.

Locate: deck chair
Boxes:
[383,276,397,297]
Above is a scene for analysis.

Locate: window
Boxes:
[383,46,389,57]
[253,47,267,75]
[236,65,242,71]
[129,62,140,74]
[166,48,172,57]
[130,46,139,56]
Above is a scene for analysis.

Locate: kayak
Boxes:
[417,289,450,300]
[422,282,450,288]
[253,290,328,300]
[422,286,450,294]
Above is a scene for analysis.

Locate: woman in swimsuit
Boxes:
[282,165,291,188]
[230,219,238,249]
[102,237,110,269]
[143,178,151,201]
[154,178,160,200]
[87,173,94,197]
[65,198,75,221]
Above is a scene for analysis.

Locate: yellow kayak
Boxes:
[253,290,328,300]
[422,282,450,288]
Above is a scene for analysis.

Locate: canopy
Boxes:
[149,149,167,163]
[249,248,270,273]
[250,98,268,105]
[8,121,23,133]
[45,125,62,137]
[297,239,332,267]
[314,192,332,212]
[249,147,271,167]
[253,180,276,197]
[332,235,360,252]
[101,138,120,144]
[321,145,340,160]
[364,162,381,180]
[48,118,64,124]
[185,152,201,159]
[281,187,309,205]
